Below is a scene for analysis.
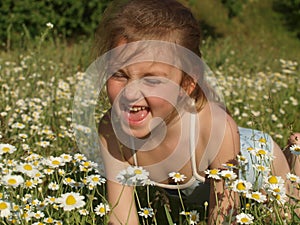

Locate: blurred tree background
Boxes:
[0,0,299,63]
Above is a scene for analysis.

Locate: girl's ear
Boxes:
[181,76,196,96]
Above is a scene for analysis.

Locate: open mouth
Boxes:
[123,105,150,123]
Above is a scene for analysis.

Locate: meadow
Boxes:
[0,4,300,224]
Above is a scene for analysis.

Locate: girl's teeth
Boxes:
[129,106,146,112]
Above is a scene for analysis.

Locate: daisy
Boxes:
[204,169,221,180]
[286,172,300,183]
[94,203,110,217]
[63,177,75,186]
[74,153,87,162]
[79,209,89,216]
[127,166,149,183]
[246,191,267,203]
[48,182,59,191]
[252,164,270,173]
[56,192,85,211]
[232,179,252,193]
[11,122,25,129]
[2,174,24,188]
[24,179,36,189]
[189,210,200,225]
[36,141,50,148]
[0,143,17,155]
[264,175,285,187]
[60,153,73,163]
[0,200,11,218]
[169,172,187,183]
[16,162,39,177]
[44,156,65,168]
[236,212,254,224]
[86,174,106,186]
[289,144,300,155]
[138,207,154,218]
[220,170,237,180]
[237,155,248,165]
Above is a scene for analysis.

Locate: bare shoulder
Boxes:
[197,102,240,169]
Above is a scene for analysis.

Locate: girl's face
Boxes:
[106,61,183,138]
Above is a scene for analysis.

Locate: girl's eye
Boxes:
[111,72,128,80]
[143,78,163,85]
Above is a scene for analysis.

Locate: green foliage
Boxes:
[220,0,248,18]
[273,0,300,39]
[0,0,111,49]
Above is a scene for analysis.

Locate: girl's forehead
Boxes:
[122,61,182,77]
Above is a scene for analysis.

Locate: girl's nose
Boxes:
[123,80,143,101]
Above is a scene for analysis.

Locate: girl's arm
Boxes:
[107,180,139,225]
[208,115,240,224]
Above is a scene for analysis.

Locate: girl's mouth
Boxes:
[123,105,150,123]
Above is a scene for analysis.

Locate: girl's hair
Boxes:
[94,0,221,111]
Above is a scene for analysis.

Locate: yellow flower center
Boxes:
[24,164,33,171]
[143,209,149,215]
[241,218,249,223]
[252,193,260,199]
[66,195,77,205]
[8,178,17,185]
[100,207,105,213]
[259,138,267,143]
[257,165,265,171]
[257,149,266,155]
[134,169,142,175]
[2,147,10,153]
[224,174,232,178]
[25,180,33,187]
[52,160,60,165]
[210,169,218,175]
[294,147,300,152]
[174,173,182,178]
[268,176,278,184]
[247,147,254,151]
[92,177,100,182]
[237,182,246,190]
[0,202,8,210]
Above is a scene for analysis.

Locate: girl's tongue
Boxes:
[126,107,149,122]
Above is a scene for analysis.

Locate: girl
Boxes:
[90,0,293,224]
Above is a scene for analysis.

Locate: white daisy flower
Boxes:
[63,177,75,186]
[2,174,24,188]
[56,192,85,211]
[204,169,221,180]
[246,191,267,203]
[289,144,300,155]
[264,175,285,187]
[86,174,106,186]
[24,179,36,189]
[48,182,59,191]
[0,200,11,218]
[11,122,25,129]
[286,173,300,183]
[44,156,65,168]
[0,143,17,155]
[189,210,200,225]
[16,162,39,178]
[169,172,187,183]
[220,170,237,180]
[94,203,110,217]
[116,166,149,185]
[252,164,270,174]
[232,179,252,193]
[237,155,248,165]
[138,207,154,218]
[236,212,254,224]
[79,209,89,216]
[36,141,50,148]
[60,153,73,163]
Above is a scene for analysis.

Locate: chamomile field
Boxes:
[0,0,300,224]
